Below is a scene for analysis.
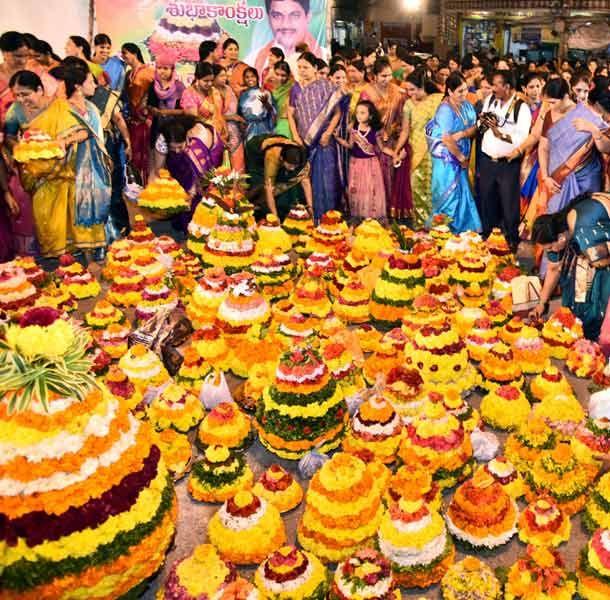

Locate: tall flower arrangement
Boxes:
[0,308,177,599]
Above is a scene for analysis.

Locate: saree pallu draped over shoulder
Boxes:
[525,102,606,232]
[272,80,294,139]
[405,93,443,226]
[291,79,346,221]
[20,99,107,257]
[426,100,481,233]
[70,100,112,229]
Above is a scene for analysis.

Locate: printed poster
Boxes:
[96,0,328,74]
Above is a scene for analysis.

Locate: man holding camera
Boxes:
[478,70,532,252]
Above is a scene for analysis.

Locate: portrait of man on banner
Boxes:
[246,0,325,73]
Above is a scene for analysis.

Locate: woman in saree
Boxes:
[122,43,154,185]
[181,61,226,142]
[65,36,105,82]
[154,115,224,232]
[394,67,443,227]
[271,61,294,139]
[531,192,610,340]
[534,78,609,228]
[287,52,346,221]
[88,72,133,243]
[330,64,351,208]
[0,32,30,125]
[2,70,42,258]
[360,58,411,219]
[261,47,284,92]
[245,133,312,221]
[221,38,249,98]
[238,68,276,143]
[346,60,366,120]
[92,34,126,92]
[212,64,245,172]
[425,71,481,233]
[503,72,545,234]
[13,63,110,259]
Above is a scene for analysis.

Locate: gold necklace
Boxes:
[448,99,467,126]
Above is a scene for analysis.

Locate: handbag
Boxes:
[129,307,193,375]
[511,275,542,314]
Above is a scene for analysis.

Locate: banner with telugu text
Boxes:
[95,0,328,75]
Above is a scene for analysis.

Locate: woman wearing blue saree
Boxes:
[537,78,609,218]
[531,192,610,340]
[66,64,112,259]
[426,71,481,233]
[238,67,276,143]
[288,52,346,221]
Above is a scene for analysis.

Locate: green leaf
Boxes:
[7,391,18,413]
[12,352,29,373]
[36,377,48,412]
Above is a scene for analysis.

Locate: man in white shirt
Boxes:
[478,69,532,251]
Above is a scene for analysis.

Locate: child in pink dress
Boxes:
[335,100,390,219]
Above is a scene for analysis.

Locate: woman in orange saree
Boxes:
[221,38,249,99]
[360,58,411,219]
[181,62,226,141]
[122,43,154,184]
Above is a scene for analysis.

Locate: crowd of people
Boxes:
[2,30,610,335]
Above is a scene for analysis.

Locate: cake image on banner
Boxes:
[147,2,223,63]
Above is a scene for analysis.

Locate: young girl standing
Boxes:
[335,100,389,219]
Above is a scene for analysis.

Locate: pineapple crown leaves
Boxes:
[0,323,97,413]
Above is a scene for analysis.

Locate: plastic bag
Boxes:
[200,370,233,410]
[123,161,143,203]
[590,389,610,420]
[471,428,499,462]
[298,449,329,480]
[346,390,367,416]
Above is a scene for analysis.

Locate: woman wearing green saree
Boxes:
[394,67,443,228]
[245,134,312,220]
[271,61,294,139]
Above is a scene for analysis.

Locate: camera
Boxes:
[479,112,498,133]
